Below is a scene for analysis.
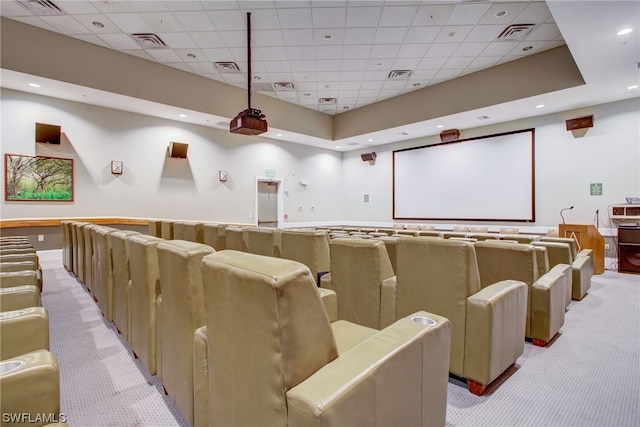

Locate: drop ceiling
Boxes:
[1,0,638,151]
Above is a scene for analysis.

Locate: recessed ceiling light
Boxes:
[276,133,283,137]
[187,53,196,59]
[179,114,187,118]
[436,125,444,129]
[617,28,633,36]
[28,83,40,88]
[323,34,333,40]
[477,115,490,120]
[92,21,104,28]
[536,104,545,108]
[495,10,508,18]
[412,82,421,87]
[336,145,341,149]
[342,106,349,109]
[628,85,639,90]
[367,139,374,142]
[522,46,533,51]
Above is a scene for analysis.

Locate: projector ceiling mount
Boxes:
[230,12,268,136]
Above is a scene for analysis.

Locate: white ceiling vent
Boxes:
[319,98,337,104]
[253,82,274,92]
[17,0,64,15]
[214,62,241,73]
[130,33,168,49]
[497,24,537,41]
[274,82,295,91]
[388,70,412,80]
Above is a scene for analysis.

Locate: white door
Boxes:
[257,180,278,228]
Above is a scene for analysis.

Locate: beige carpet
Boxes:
[39,250,639,426]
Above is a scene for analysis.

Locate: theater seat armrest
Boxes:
[0,270,39,289]
[318,288,337,323]
[529,273,565,343]
[0,307,49,360]
[193,326,209,427]
[380,276,397,329]
[319,272,333,291]
[0,285,41,311]
[571,256,592,300]
[287,312,450,427]
[465,280,528,386]
[0,350,61,426]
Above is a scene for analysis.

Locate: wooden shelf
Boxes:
[0,217,149,229]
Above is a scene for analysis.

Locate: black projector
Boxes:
[230,108,268,136]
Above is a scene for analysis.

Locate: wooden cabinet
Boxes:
[618,226,640,274]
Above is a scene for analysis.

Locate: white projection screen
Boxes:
[393,129,535,221]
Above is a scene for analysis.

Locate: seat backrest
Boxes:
[71,221,89,277]
[108,230,141,339]
[160,220,174,240]
[225,227,247,251]
[61,220,72,270]
[533,245,549,277]
[540,237,578,260]
[395,237,480,376]
[500,234,535,244]
[203,223,226,251]
[474,241,538,287]
[280,230,330,284]
[375,236,400,273]
[500,227,519,234]
[82,224,97,289]
[156,240,214,425]
[532,241,573,268]
[126,234,164,376]
[172,221,204,243]
[93,226,119,321]
[201,250,337,427]
[243,227,282,257]
[329,238,394,329]
[148,220,162,237]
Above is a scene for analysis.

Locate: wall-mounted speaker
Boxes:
[361,152,377,162]
[36,122,61,145]
[618,226,640,274]
[439,129,460,142]
[168,141,189,158]
[566,115,593,131]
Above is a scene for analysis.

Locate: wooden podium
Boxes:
[559,224,605,274]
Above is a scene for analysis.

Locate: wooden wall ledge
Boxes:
[0,217,149,229]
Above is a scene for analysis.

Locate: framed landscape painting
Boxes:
[5,153,74,201]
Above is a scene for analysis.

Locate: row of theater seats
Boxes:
[0,236,67,427]
[60,221,452,426]
[147,220,593,395]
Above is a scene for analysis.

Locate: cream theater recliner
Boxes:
[326,238,396,329]
[395,237,528,395]
[280,229,330,285]
[539,237,593,300]
[127,234,164,376]
[199,250,451,427]
[108,229,141,339]
[473,241,566,347]
[156,240,214,426]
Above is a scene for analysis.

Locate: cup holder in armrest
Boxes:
[0,360,25,374]
[411,315,436,326]
[0,310,27,319]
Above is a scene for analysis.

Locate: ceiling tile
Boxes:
[481,41,520,56]
[392,57,421,69]
[526,23,563,41]
[287,46,316,60]
[164,2,204,12]
[445,4,491,26]
[127,1,169,13]
[369,44,401,59]
[173,12,216,32]
[157,33,198,49]
[290,61,317,72]
[465,25,505,43]
[219,31,246,48]
[453,42,489,57]
[71,33,110,48]
[442,56,475,69]
[40,15,91,34]
[316,59,342,71]
[397,43,429,58]
[425,43,459,57]
[72,14,120,33]
[342,44,372,59]
[344,27,377,44]
[174,49,206,62]
[374,27,408,44]
[248,9,281,30]
[190,32,226,49]
[140,12,184,32]
[378,5,419,27]
[346,6,382,27]
[98,34,141,50]
[434,26,473,43]
[417,57,448,69]
[341,59,368,70]
[478,2,527,25]
[91,1,135,14]
[315,45,344,59]
[106,13,153,33]
[207,10,245,31]
[252,30,285,47]
[264,61,292,72]
[404,26,440,44]
[201,48,235,62]
[277,8,313,29]
[282,29,315,46]
[514,2,553,24]
[145,49,182,63]
[255,46,288,61]
[312,7,347,27]
[412,4,454,27]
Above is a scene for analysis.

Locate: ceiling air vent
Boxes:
[17,0,64,15]
[388,70,412,80]
[497,24,537,41]
[346,142,360,146]
[130,33,168,49]
[253,82,274,92]
[274,82,295,91]
[319,98,337,105]
[214,62,241,73]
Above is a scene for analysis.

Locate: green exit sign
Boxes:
[590,183,603,196]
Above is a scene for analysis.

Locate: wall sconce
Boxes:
[111,160,123,175]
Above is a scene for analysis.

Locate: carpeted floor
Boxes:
[38,250,639,427]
